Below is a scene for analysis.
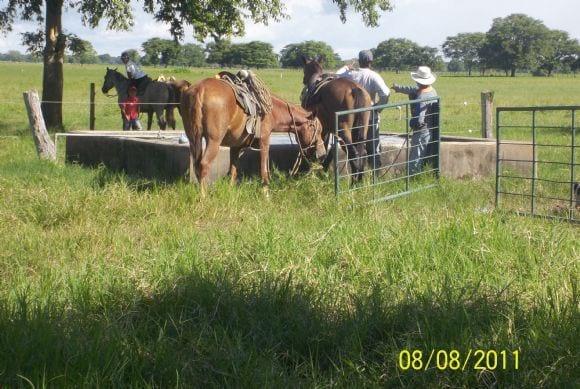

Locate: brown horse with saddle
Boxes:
[301,56,372,181]
[179,72,326,195]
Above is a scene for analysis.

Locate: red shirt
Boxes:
[121,96,140,120]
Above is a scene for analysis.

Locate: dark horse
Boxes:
[101,68,179,131]
[301,56,372,180]
[179,77,326,196]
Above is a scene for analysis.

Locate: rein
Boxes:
[286,102,322,176]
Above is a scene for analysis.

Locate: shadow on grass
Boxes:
[0,269,577,387]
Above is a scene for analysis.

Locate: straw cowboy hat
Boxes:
[411,66,437,85]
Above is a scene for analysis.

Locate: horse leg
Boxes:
[340,124,362,183]
[156,108,167,131]
[229,146,241,185]
[321,132,335,171]
[166,108,176,130]
[189,140,199,184]
[120,111,127,131]
[259,135,271,193]
[199,138,220,198]
[147,111,153,131]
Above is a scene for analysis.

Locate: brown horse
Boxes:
[180,77,326,195]
[301,56,372,180]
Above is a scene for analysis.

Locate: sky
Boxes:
[0,0,578,59]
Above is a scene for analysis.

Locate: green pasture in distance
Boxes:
[0,62,578,134]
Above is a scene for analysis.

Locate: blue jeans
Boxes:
[124,119,142,131]
[409,127,431,175]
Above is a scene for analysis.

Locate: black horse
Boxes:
[101,68,179,130]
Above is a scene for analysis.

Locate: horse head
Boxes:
[101,67,122,94]
[301,55,324,89]
[297,110,327,163]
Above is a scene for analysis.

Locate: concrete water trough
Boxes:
[63,131,534,182]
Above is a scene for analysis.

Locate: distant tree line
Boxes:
[443,14,580,76]
[2,13,578,76]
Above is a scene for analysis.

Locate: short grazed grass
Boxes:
[0,63,578,387]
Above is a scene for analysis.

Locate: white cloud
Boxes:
[1,0,578,58]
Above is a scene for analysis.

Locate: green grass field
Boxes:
[0,63,578,387]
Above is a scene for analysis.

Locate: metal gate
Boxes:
[495,105,579,222]
[333,97,441,202]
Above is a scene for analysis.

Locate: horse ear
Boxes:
[316,55,325,65]
[114,67,118,71]
[300,55,310,66]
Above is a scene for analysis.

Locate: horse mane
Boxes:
[107,67,127,81]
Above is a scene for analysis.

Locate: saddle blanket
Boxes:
[218,71,265,138]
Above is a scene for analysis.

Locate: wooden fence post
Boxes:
[89,82,96,131]
[23,90,56,161]
[481,91,494,138]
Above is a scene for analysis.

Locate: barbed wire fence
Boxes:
[1,84,499,135]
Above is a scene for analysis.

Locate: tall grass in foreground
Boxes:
[0,137,578,387]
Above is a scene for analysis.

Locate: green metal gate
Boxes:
[333,97,441,202]
[495,105,579,223]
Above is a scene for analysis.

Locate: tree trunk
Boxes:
[510,67,516,77]
[42,0,65,130]
[468,64,472,77]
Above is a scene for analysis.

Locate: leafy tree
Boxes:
[536,30,579,76]
[374,38,417,72]
[174,44,206,67]
[21,30,44,60]
[374,38,442,72]
[1,49,24,61]
[67,35,98,65]
[280,41,341,68]
[98,53,115,64]
[0,0,392,129]
[442,32,486,76]
[141,38,182,67]
[413,45,444,71]
[447,59,464,73]
[225,41,278,68]
[206,39,233,66]
[485,14,550,77]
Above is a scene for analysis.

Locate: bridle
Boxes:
[103,71,120,98]
[286,102,323,176]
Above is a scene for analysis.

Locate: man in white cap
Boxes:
[336,50,390,168]
[392,66,438,175]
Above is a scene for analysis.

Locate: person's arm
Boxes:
[120,102,129,120]
[372,74,390,107]
[392,84,418,96]
[126,63,135,79]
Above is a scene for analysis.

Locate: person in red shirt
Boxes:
[121,86,142,131]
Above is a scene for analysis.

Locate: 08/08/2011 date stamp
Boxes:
[397,349,520,371]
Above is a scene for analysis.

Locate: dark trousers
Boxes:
[366,110,382,169]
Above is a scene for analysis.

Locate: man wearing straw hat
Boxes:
[392,66,438,175]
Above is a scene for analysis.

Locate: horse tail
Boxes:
[352,87,371,142]
[180,84,204,181]
[191,87,204,166]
